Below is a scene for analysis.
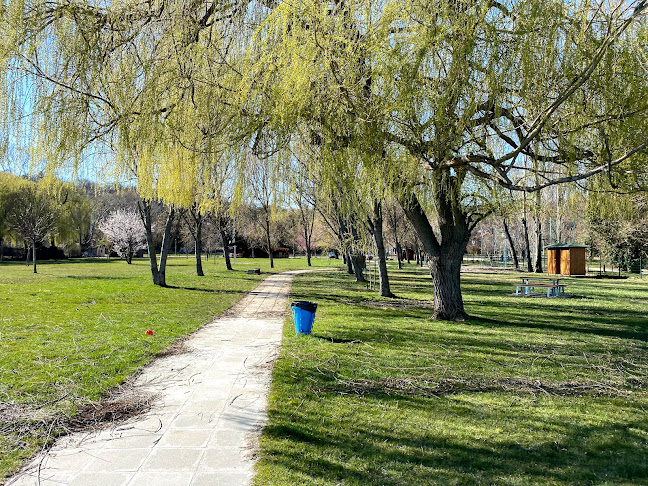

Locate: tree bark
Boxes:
[345,253,353,274]
[158,206,181,286]
[304,222,312,266]
[503,219,519,270]
[391,205,403,269]
[138,200,161,285]
[32,241,37,273]
[395,241,402,269]
[184,208,204,276]
[351,254,366,282]
[264,216,274,269]
[367,201,394,297]
[138,201,180,286]
[194,220,204,276]
[534,218,543,273]
[400,173,472,321]
[349,220,366,283]
[522,217,533,272]
[220,229,233,270]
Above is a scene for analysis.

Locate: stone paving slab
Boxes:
[8,271,303,486]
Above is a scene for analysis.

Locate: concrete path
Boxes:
[8,271,302,486]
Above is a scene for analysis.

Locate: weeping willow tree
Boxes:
[1,0,648,309]
[240,0,648,319]
[0,0,251,284]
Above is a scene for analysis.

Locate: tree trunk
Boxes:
[534,218,543,273]
[138,200,161,285]
[265,217,274,269]
[428,250,466,320]
[522,217,533,272]
[300,207,314,267]
[220,230,233,270]
[503,219,519,270]
[0,239,4,262]
[194,214,204,276]
[391,205,403,269]
[351,254,366,282]
[126,252,132,264]
[158,207,181,287]
[395,241,402,269]
[345,253,353,274]
[400,173,472,321]
[25,243,30,266]
[32,241,37,273]
[368,201,394,297]
[303,223,312,266]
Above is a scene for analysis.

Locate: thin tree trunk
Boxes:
[25,243,30,266]
[158,207,181,287]
[265,217,274,269]
[395,241,402,269]
[138,200,161,285]
[345,253,353,274]
[220,230,233,270]
[368,201,394,297]
[503,219,519,270]
[0,239,4,262]
[303,222,312,266]
[391,205,403,269]
[534,218,543,273]
[32,241,37,273]
[194,213,204,276]
[349,220,366,283]
[522,217,533,272]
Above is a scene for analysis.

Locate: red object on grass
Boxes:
[145,329,154,335]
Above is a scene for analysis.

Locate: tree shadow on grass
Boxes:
[164,285,247,293]
[65,275,133,280]
[260,391,648,485]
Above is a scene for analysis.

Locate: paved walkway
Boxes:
[8,271,302,486]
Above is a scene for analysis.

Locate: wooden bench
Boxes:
[247,268,261,275]
[514,283,567,297]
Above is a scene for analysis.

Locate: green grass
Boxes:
[254,265,648,485]
[0,254,330,479]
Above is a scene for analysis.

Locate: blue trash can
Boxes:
[291,301,317,334]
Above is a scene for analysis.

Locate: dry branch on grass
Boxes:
[330,376,637,398]
[0,381,156,460]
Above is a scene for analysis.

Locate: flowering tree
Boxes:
[99,210,146,264]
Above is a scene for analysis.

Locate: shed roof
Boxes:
[546,243,588,249]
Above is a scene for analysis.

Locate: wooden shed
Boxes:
[546,244,587,276]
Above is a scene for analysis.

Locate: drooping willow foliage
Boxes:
[1,0,647,313]
[1,1,646,199]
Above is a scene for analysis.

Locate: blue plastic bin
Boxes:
[291,301,317,334]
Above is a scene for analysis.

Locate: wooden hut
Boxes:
[546,244,587,276]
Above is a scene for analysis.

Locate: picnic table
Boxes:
[514,276,567,297]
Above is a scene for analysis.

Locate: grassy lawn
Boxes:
[255,265,648,485]
[0,255,330,479]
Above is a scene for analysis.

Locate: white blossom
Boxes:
[99,209,146,263]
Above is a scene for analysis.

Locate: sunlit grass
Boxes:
[255,265,648,485]
[0,255,329,479]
